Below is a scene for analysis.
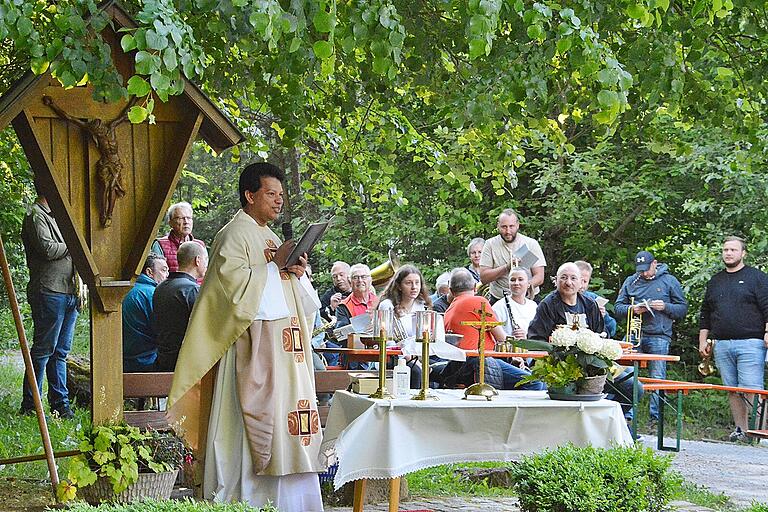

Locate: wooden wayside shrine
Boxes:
[0,1,243,423]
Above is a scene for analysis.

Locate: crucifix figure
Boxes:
[460,301,504,400]
[42,95,135,227]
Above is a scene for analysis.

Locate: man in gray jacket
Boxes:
[20,184,79,419]
[615,251,688,424]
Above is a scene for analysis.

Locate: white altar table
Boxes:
[321,389,633,511]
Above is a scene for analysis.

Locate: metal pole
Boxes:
[0,232,60,498]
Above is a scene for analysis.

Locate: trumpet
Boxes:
[625,297,643,348]
[698,339,716,376]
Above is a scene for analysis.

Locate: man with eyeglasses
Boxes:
[335,263,378,329]
[151,201,206,274]
[528,262,604,340]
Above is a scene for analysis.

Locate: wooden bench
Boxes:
[123,372,174,430]
[638,377,715,451]
[746,429,768,440]
[315,370,373,426]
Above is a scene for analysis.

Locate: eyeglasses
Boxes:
[172,216,193,222]
[351,275,370,280]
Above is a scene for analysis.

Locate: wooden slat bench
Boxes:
[123,372,174,430]
[638,377,715,452]
[315,370,376,426]
[746,429,768,440]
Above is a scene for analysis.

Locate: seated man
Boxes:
[442,268,544,390]
[429,271,451,304]
[152,241,208,371]
[492,267,537,338]
[574,260,617,338]
[319,260,352,321]
[122,254,169,372]
[529,262,642,421]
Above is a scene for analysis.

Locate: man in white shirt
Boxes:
[479,209,546,303]
[492,267,537,338]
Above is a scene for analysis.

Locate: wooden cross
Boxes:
[461,302,504,391]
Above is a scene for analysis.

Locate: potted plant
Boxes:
[57,423,192,504]
[517,324,624,398]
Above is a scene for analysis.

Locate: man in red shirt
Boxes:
[443,268,543,390]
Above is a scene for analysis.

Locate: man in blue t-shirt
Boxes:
[122,254,169,372]
[699,236,768,442]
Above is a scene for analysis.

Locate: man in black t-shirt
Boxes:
[699,236,768,441]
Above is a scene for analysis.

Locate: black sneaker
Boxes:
[52,406,75,419]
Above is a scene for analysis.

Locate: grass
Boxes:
[405,462,517,498]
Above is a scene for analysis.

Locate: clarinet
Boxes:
[503,291,520,333]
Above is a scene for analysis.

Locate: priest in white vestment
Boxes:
[167,163,324,511]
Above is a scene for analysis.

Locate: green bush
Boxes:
[65,498,277,511]
[509,444,681,512]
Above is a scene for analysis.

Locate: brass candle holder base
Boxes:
[463,382,498,401]
[411,388,439,401]
[369,388,395,400]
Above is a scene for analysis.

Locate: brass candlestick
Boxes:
[462,302,503,401]
[412,328,438,400]
[369,309,395,399]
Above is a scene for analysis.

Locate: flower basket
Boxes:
[79,469,178,505]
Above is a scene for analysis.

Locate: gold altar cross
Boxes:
[460,302,504,400]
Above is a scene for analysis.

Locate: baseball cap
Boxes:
[635,250,654,272]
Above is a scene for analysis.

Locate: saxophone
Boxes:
[312,316,337,338]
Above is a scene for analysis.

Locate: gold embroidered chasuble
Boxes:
[167,209,322,476]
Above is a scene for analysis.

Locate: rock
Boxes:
[455,466,514,488]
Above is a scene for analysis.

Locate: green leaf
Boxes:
[16,16,33,37]
[128,106,148,124]
[145,29,168,51]
[468,39,487,59]
[289,37,301,53]
[597,89,619,109]
[556,37,572,53]
[30,58,50,75]
[121,34,136,52]
[312,40,333,59]
[313,10,333,33]
[162,48,178,70]
[135,51,159,75]
[626,4,647,19]
[126,75,151,96]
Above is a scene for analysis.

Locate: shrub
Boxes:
[64,498,278,511]
[509,444,681,512]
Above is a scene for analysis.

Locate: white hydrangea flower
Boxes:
[575,329,604,354]
[550,326,577,347]
[598,339,624,360]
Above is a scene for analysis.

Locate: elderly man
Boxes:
[492,267,537,338]
[122,253,169,372]
[167,163,323,510]
[151,201,206,273]
[575,260,618,338]
[335,263,378,329]
[319,261,352,321]
[529,262,641,423]
[442,268,544,390]
[479,209,546,303]
[429,271,451,304]
[699,236,768,442]
[152,242,208,372]
[614,251,688,425]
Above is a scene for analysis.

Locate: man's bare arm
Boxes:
[530,266,544,288]
[698,328,711,357]
[479,264,509,285]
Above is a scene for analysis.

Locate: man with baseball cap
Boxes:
[615,250,688,427]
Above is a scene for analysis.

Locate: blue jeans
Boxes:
[22,291,78,411]
[640,335,670,420]
[605,368,643,420]
[465,358,545,390]
[713,339,767,389]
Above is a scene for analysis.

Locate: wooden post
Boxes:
[90,305,124,424]
[0,233,60,499]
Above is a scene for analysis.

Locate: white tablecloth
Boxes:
[321,389,633,488]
